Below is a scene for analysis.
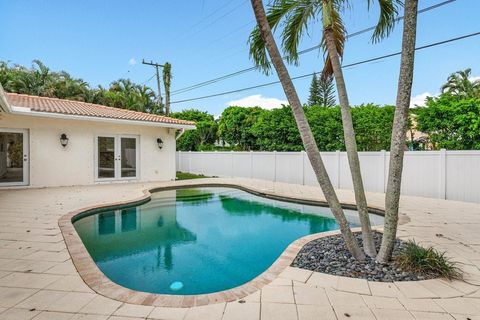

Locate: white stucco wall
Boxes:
[0,113,177,187]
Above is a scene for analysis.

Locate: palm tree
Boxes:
[249,0,399,257]
[441,68,480,98]
[136,85,157,113]
[54,71,90,101]
[110,78,136,95]
[5,66,33,94]
[376,0,419,262]
[250,0,365,260]
[7,60,56,97]
[0,61,15,90]
[30,60,56,96]
[162,62,172,115]
[109,79,142,110]
[1,60,160,113]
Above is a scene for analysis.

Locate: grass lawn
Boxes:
[176,171,210,180]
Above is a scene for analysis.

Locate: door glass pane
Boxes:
[0,132,24,183]
[98,137,115,178]
[98,212,116,235]
[121,137,136,178]
[121,208,137,232]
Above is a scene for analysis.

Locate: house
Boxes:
[0,86,195,188]
[407,114,433,151]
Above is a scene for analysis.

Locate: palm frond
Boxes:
[281,0,319,65]
[368,0,402,43]
[248,27,270,73]
[248,0,300,74]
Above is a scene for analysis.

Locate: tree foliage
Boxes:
[248,0,399,78]
[351,104,395,151]
[308,73,320,106]
[182,104,397,152]
[307,105,345,151]
[415,94,480,150]
[252,106,302,151]
[308,73,336,107]
[441,68,480,99]
[97,78,158,113]
[315,74,336,107]
[217,106,266,150]
[0,60,160,113]
[170,109,217,151]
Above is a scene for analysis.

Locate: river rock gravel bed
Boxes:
[291,232,435,282]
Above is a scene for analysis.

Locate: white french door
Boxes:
[95,135,139,181]
[0,128,29,186]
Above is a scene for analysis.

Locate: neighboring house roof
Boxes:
[3,92,195,129]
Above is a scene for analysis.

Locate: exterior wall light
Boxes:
[157,138,163,149]
[60,133,69,148]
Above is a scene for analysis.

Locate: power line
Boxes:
[201,0,249,31]
[170,0,456,96]
[210,20,255,45]
[140,73,156,85]
[172,0,455,95]
[296,0,457,56]
[180,0,249,41]
[182,0,236,34]
[170,31,480,105]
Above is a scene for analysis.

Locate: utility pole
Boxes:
[142,59,164,114]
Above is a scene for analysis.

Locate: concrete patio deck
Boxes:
[0,178,479,320]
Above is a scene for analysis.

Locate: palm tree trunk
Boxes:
[163,63,172,116]
[165,90,170,115]
[250,0,365,261]
[377,0,418,263]
[324,27,377,257]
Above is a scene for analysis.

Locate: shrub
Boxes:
[175,172,209,180]
[396,241,461,280]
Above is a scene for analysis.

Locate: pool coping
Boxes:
[58,180,401,308]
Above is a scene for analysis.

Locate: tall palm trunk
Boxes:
[377,0,418,263]
[163,62,172,116]
[323,24,376,256]
[251,0,365,261]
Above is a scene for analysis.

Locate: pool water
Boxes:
[73,187,383,295]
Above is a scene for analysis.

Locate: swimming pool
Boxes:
[73,187,383,295]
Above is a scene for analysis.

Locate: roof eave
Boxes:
[10,107,196,130]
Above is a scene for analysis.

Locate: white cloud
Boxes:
[469,76,480,82]
[410,92,435,108]
[226,94,287,110]
[129,58,137,65]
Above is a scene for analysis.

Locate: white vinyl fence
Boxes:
[176,150,480,204]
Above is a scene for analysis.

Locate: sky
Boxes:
[1,0,479,116]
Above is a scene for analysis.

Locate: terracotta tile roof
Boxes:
[5,93,195,127]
